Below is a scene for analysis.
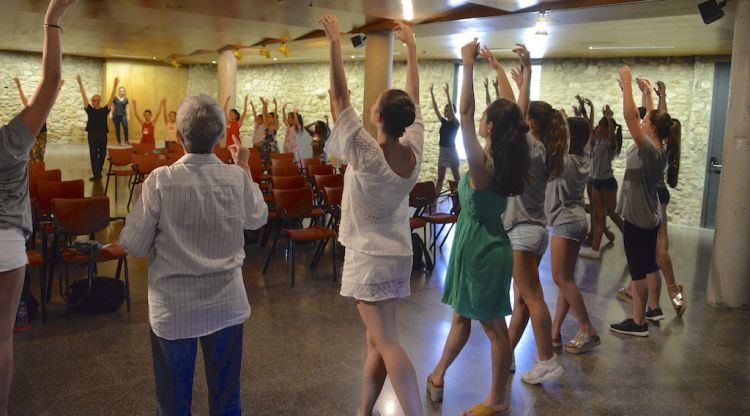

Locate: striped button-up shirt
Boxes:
[120,153,268,340]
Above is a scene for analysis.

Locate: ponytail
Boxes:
[614,122,623,156]
[528,101,567,180]
[666,119,681,188]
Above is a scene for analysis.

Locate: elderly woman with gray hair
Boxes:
[118,93,268,415]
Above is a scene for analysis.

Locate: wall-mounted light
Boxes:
[170,58,181,68]
[535,11,549,36]
[259,46,271,59]
[233,49,243,61]
[279,42,290,58]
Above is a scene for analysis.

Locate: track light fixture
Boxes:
[232,49,243,61]
[170,58,181,68]
[279,42,290,58]
[535,11,549,36]
[259,46,271,59]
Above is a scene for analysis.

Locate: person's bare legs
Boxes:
[550,237,596,338]
[436,166,447,196]
[508,251,554,361]
[655,203,680,300]
[0,266,26,416]
[590,189,606,251]
[508,280,530,350]
[359,331,388,416]
[585,181,593,243]
[428,313,471,387]
[357,299,423,416]
[449,165,461,183]
[603,190,624,232]
[467,318,511,414]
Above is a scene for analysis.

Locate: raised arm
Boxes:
[282,103,289,126]
[394,21,418,104]
[153,99,165,124]
[327,90,338,122]
[106,77,119,110]
[272,97,278,123]
[460,39,491,189]
[75,74,90,109]
[636,78,654,112]
[483,78,492,107]
[18,0,75,134]
[162,98,169,126]
[480,45,515,103]
[260,97,271,128]
[239,95,249,125]
[512,44,531,118]
[223,95,231,119]
[13,77,29,107]
[320,14,351,116]
[250,99,258,124]
[584,97,595,129]
[429,84,441,120]
[444,82,454,113]
[603,104,616,145]
[656,81,667,113]
[492,78,500,101]
[131,99,144,125]
[620,66,646,148]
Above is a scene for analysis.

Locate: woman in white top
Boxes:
[320,14,424,416]
[162,99,177,142]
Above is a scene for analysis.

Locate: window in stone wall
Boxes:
[454,63,542,160]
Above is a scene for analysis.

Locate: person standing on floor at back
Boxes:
[12,77,65,162]
[429,82,461,196]
[609,66,670,337]
[321,14,425,416]
[502,51,564,384]
[117,93,268,415]
[132,98,165,145]
[0,1,77,414]
[223,94,249,148]
[426,39,530,416]
[76,73,118,181]
[112,85,129,144]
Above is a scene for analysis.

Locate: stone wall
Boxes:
[0,51,103,143]
[539,57,718,226]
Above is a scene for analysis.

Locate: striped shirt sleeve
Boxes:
[119,173,162,257]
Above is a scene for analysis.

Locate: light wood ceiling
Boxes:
[0,0,735,65]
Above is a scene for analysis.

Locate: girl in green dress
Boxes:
[427,39,531,416]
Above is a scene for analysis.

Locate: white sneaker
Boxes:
[579,247,601,259]
[521,356,564,385]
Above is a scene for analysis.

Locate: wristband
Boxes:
[44,23,62,32]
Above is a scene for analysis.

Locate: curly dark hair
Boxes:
[378,89,416,138]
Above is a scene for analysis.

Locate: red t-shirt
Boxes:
[141,121,155,144]
[226,121,240,147]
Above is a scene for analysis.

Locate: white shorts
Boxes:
[0,228,27,272]
[507,223,549,258]
[340,248,412,302]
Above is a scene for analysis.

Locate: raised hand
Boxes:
[619,66,632,87]
[483,78,489,89]
[76,74,82,83]
[603,104,614,119]
[479,45,501,69]
[492,78,499,90]
[114,77,120,86]
[572,106,582,117]
[575,94,585,108]
[461,38,480,65]
[510,66,523,89]
[319,14,340,42]
[584,97,593,107]
[636,77,651,93]
[45,0,78,25]
[444,82,450,95]
[228,143,251,169]
[512,43,531,68]
[429,83,434,94]
[655,80,666,97]
[393,21,415,47]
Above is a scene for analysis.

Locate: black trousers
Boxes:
[87,132,107,178]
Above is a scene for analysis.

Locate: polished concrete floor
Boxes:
[10,144,750,415]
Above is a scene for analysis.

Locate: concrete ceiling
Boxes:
[0,0,735,65]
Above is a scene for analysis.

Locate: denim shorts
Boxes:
[551,219,589,242]
[507,223,548,257]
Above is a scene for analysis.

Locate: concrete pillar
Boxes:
[362,30,394,136]
[707,0,750,309]
[217,49,237,147]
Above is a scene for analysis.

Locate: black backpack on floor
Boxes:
[67,277,125,314]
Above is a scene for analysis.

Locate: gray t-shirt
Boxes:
[616,140,666,229]
[545,153,590,226]
[0,116,36,238]
[590,136,617,180]
[113,96,128,117]
[503,134,547,229]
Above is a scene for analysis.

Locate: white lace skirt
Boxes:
[340,248,412,302]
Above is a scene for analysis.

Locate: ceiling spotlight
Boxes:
[273,57,278,61]
[232,49,243,61]
[212,60,217,64]
[535,11,549,35]
[170,58,181,68]
[279,42,290,58]
[259,46,271,59]
[698,0,727,24]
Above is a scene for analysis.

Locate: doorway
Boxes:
[701,61,731,228]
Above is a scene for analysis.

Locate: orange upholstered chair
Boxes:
[104,147,136,200]
[271,164,300,177]
[51,196,130,319]
[308,164,335,177]
[128,154,170,210]
[271,175,307,190]
[262,187,337,287]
